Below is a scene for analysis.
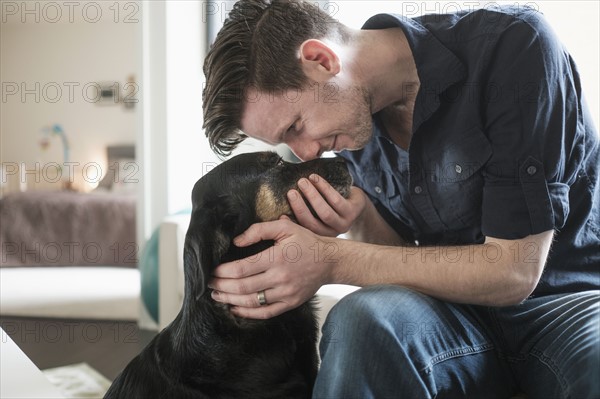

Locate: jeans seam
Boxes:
[420,343,496,374]
[529,348,570,397]
[485,306,513,350]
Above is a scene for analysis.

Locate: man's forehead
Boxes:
[240,88,291,143]
[242,87,288,110]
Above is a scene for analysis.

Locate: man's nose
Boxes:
[288,142,323,161]
[288,139,322,161]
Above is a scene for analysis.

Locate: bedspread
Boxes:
[0,191,137,268]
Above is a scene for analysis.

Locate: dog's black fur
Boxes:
[104,152,352,399]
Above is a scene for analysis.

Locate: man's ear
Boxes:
[299,39,341,80]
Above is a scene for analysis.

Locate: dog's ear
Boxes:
[183,195,243,301]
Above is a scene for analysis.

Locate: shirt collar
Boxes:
[362,13,467,133]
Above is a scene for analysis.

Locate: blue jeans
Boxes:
[314,286,600,399]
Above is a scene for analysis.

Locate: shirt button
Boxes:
[374,186,382,194]
[455,164,462,174]
[414,185,423,194]
[526,165,537,176]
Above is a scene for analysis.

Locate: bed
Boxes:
[0,191,136,268]
[0,145,141,321]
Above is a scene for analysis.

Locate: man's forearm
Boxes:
[327,230,553,306]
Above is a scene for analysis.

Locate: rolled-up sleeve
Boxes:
[480,13,582,239]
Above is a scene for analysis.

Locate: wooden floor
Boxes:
[0,316,157,381]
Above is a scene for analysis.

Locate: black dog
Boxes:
[104,151,352,399]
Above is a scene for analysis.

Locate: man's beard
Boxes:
[348,86,373,151]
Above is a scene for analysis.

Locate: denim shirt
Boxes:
[339,7,599,296]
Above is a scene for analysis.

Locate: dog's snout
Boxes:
[318,156,349,176]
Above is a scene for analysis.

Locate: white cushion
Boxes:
[0,267,140,320]
[315,284,360,327]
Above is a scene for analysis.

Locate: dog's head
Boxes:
[183,151,352,301]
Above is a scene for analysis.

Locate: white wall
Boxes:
[138,0,224,244]
[541,1,599,128]
[0,2,138,192]
[166,1,220,215]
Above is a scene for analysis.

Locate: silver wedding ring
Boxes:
[257,290,267,306]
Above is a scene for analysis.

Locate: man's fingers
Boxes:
[308,174,350,214]
[296,175,357,234]
[230,301,291,320]
[211,286,278,308]
[298,177,333,214]
[287,189,317,224]
[234,220,293,247]
[288,188,339,235]
[209,272,266,294]
[211,248,272,278]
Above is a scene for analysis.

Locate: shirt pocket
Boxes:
[361,169,420,231]
[426,127,493,230]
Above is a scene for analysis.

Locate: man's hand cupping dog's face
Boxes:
[209,174,367,319]
[287,174,368,237]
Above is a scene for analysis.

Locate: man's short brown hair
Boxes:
[202,0,350,156]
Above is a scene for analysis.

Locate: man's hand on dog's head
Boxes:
[208,174,362,320]
[288,174,368,237]
[208,219,338,320]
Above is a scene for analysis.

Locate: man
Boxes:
[202,0,599,397]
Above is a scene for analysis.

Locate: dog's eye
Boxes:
[277,157,285,166]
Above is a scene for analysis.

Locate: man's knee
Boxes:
[316,286,438,397]
[326,285,432,320]
[321,285,439,349]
